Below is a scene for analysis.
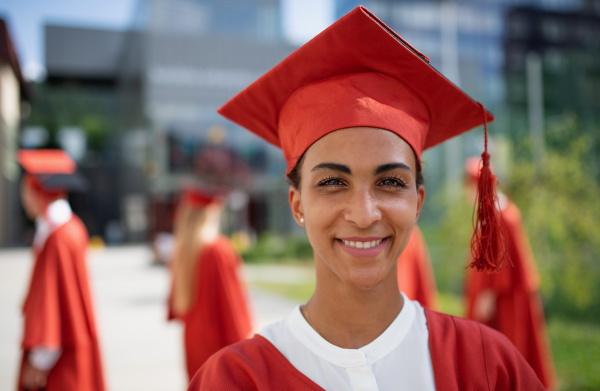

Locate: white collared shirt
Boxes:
[260,293,436,391]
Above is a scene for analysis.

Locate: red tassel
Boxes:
[468,103,507,272]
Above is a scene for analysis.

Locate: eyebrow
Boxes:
[374,163,412,175]
[311,163,351,174]
[310,162,412,175]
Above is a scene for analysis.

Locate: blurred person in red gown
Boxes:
[17,149,105,391]
[167,185,254,381]
[397,225,439,309]
[464,156,556,389]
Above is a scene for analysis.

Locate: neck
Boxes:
[305,263,403,349]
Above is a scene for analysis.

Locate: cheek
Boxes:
[382,194,419,219]
[302,191,340,225]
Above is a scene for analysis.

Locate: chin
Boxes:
[342,268,391,291]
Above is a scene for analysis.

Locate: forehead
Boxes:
[303,127,417,170]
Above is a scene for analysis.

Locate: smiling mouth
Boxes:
[339,238,385,249]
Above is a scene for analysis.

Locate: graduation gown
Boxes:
[188,308,544,390]
[397,226,439,309]
[18,215,105,391]
[466,201,555,389]
[170,236,253,380]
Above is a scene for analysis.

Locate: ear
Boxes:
[415,185,426,222]
[288,186,304,226]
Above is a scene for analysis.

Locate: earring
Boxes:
[300,217,304,224]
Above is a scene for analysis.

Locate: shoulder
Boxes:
[199,237,240,268]
[189,335,323,390]
[48,215,88,244]
[425,309,544,390]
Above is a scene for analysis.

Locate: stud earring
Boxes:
[300,217,304,224]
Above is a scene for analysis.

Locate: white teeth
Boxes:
[342,239,383,249]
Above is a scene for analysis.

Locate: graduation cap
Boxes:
[217,6,506,272]
[180,184,228,209]
[18,149,89,193]
[218,6,494,173]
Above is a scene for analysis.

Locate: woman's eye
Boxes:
[317,177,345,187]
[379,177,407,188]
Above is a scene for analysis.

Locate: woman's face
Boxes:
[289,127,425,291]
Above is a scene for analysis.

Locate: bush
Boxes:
[504,116,600,322]
[431,114,600,322]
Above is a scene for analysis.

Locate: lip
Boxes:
[336,237,388,258]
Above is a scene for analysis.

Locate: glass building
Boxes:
[38,0,298,244]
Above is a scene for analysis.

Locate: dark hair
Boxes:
[287,153,306,189]
[286,150,424,190]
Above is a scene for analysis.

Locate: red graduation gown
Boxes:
[397,226,439,309]
[171,236,253,380]
[188,308,544,390]
[465,201,556,389]
[18,216,105,391]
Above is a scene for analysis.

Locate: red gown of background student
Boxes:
[169,236,253,380]
[397,226,439,309]
[18,215,105,391]
[466,200,556,389]
[188,308,545,391]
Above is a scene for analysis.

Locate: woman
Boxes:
[189,6,544,390]
[168,185,254,381]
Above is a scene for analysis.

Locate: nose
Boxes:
[344,186,382,228]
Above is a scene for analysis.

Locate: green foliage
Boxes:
[422,186,473,295]
[241,232,313,263]
[26,82,115,153]
[79,114,109,152]
[431,114,600,322]
[504,116,600,322]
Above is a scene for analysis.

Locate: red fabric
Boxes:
[397,226,439,309]
[171,237,254,380]
[18,149,76,175]
[466,201,556,389]
[188,309,544,390]
[180,185,226,209]
[18,216,105,391]
[217,6,494,174]
[469,110,506,272]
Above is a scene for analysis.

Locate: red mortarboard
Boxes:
[180,185,227,209]
[218,6,505,272]
[18,149,88,193]
[218,6,494,174]
[18,149,76,175]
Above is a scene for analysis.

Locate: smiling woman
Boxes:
[187,5,545,391]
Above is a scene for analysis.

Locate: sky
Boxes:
[0,0,333,81]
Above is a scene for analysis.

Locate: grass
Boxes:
[250,266,600,391]
[252,280,315,303]
[548,318,600,391]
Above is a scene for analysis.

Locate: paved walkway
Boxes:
[0,245,302,391]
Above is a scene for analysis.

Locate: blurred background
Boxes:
[0,0,599,390]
